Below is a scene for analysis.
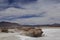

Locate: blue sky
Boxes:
[0,0,60,25]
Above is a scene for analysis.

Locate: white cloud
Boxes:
[0,0,60,25]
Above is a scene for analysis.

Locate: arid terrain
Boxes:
[0,22,60,40]
[0,27,60,40]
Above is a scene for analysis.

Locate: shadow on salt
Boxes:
[15,34,45,40]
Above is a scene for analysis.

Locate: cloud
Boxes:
[0,0,60,25]
[0,0,9,10]
[0,0,38,10]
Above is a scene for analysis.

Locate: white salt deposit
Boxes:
[0,28,60,40]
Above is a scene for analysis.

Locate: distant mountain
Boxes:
[50,23,60,27]
[0,21,21,28]
[0,21,60,28]
[22,23,60,27]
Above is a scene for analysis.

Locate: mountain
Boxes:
[22,23,60,27]
[0,21,21,28]
[0,21,60,28]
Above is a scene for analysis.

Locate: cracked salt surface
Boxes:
[0,28,60,40]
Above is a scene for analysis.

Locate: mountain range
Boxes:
[0,21,21,28]
[0,21,60,28]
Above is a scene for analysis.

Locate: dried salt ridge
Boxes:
[17,27,43,37]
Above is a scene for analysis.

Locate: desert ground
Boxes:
[0,27,60,40]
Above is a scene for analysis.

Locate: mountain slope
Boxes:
[0,21,21,27]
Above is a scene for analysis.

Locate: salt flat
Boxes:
[0,28,60,40]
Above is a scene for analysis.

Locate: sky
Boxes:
[0,0,60,25]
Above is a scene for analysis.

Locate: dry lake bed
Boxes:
[0,27,60,40]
